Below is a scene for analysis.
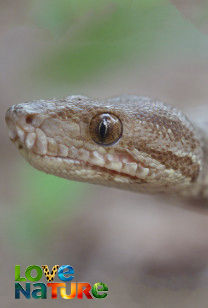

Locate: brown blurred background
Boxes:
[1,0,208,307]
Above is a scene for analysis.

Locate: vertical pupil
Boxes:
[99,119,108,139]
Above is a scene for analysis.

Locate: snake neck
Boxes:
[190,127,208,199]
[200,132,208,199]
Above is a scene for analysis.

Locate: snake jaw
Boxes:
[22,151,153,191]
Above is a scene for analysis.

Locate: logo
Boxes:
[15,265,108,299]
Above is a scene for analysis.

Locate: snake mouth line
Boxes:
[30,152,146,183]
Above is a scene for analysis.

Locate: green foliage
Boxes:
[28,0,208,85]
[31,0,172,83]
[9,164,86,256]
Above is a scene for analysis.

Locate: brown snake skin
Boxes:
[5,95,208,199]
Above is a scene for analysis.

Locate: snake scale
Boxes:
[5,95,208,199]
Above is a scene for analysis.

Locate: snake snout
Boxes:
[5,103,37,146]
[5,105,19,141]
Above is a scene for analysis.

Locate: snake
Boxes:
[5,95,208,199]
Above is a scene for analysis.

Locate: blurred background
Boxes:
[2,0,208,307]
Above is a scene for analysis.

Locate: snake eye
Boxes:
[89,113,122,146]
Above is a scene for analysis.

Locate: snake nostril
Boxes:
[26,115,33,124]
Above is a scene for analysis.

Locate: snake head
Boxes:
[5,95,204,194]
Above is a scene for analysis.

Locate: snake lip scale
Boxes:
[34,153,143,182]
[5,94,208,198]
